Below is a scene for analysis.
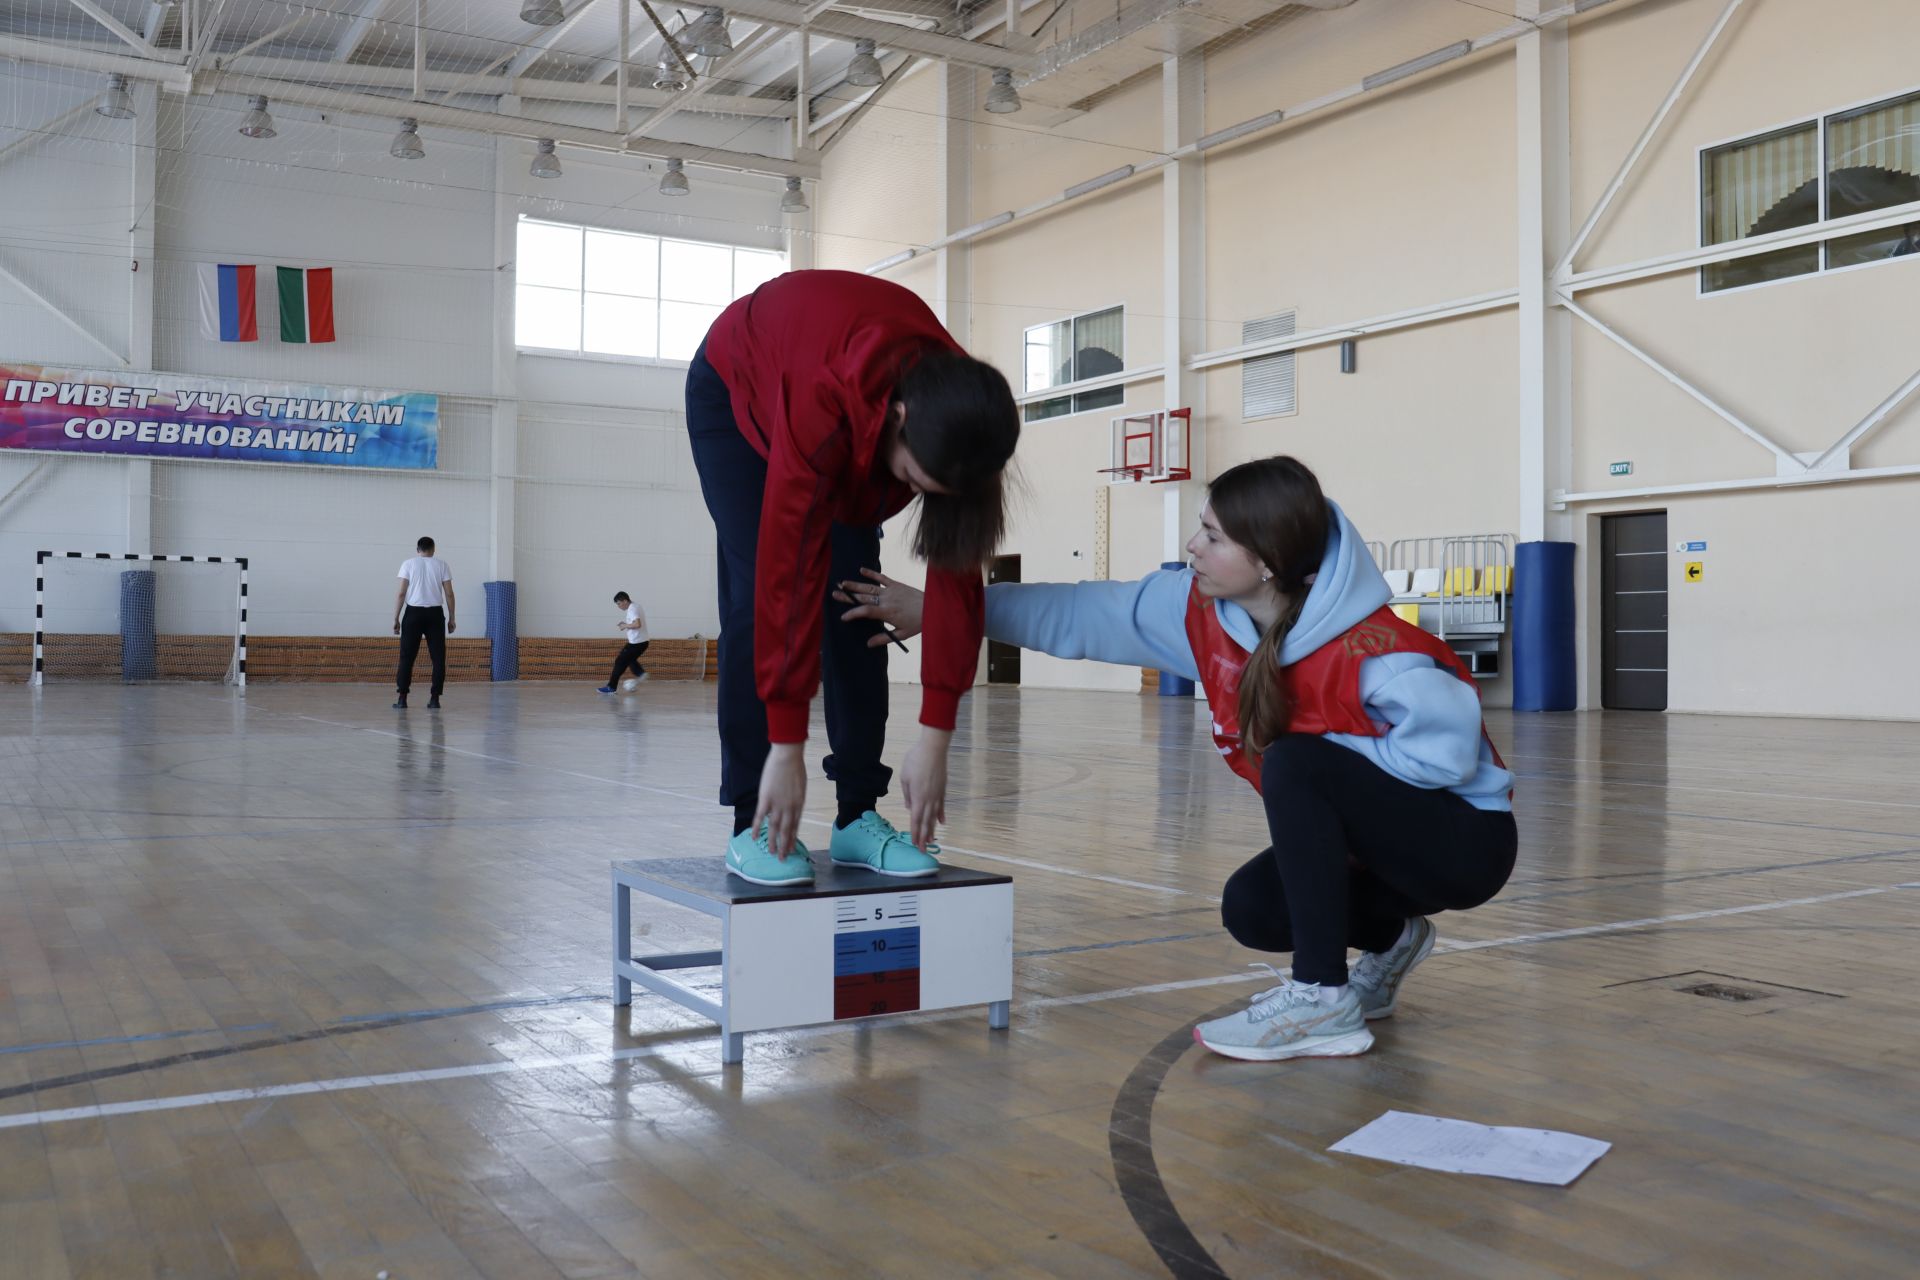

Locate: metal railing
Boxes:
[1386,534,1514,640]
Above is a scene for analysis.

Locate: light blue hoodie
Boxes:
[982,501,1513,811]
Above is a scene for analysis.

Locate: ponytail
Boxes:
[1237,587,1307,758]
[1207,456,1331,758]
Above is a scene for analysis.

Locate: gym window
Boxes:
[1022,306,1125,423]
[1700,88,1920,295]
[515,217,786,361]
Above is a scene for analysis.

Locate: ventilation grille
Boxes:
[1242,310,1297,419]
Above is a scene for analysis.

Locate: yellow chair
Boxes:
[1392,603,1422,625]
[1482,565,1513,595]
[1441,566,1478,596]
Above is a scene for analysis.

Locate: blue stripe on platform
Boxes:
[833,927,921,976]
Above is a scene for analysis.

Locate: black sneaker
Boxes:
[427,697,441,709]
[392,696,407,709]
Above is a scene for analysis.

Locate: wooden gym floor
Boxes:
[0,681,1916,1279]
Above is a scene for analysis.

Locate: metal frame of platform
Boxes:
[612,856,1013,1065]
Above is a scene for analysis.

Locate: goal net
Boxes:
[34,553,246,685]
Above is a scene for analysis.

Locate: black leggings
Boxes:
[1221,734,1517,986]
[608,641,650,685]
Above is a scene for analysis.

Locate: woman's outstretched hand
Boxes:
[833,568,925,648]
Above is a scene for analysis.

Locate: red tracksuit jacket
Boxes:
[703,270,985,743]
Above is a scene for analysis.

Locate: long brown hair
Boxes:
[892,351,1020,572]
[1207,456,1330,756]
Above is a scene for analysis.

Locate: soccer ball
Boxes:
[621,678,639,692]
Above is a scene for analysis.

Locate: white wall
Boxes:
[1,65,149,643]
[0,67,800,650]
[20,4,1919,716]
[807,0,1920,721]
[514,401,716,640]
[0,67,136,370]
[1559,0,1920,718]
[150,94,497,392]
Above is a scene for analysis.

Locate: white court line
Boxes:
[290,713,708,806]
[1430,883,1905,954]
[1514,762,1920,814]
[289,709,1207,899]
[839,829,1206,899]
[1030,971,1264,1008]
[4,881,1910,1133]
[1504,744,1920,806]
[0,1042,684,1132]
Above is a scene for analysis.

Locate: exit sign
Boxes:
[1609,461,1633,476]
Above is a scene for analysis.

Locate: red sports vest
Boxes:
[1182,585,1503,793]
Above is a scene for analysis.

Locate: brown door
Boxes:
[987,555,1020,685]
[1601,512,1668,711]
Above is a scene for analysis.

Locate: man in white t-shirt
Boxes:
[598,591,650,694]
[393,535,455,709]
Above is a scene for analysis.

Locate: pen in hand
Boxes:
[831,570,913,653]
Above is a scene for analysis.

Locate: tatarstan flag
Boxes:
[276,266,335,343]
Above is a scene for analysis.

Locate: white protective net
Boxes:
[0,0,1529,659]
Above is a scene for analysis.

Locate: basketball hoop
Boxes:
[1098,409,1191,485]
[1151,408,1192,483]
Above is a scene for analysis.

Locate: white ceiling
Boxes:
[0,0,1357,174]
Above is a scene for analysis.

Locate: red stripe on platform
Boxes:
[833,969,920,1020]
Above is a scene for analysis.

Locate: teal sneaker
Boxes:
[829,811,939,878]
[1192,968,1373,1062]
[724,824,815,887]
[1350,916,1436,1021]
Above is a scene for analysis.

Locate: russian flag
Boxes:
[277,266,335,344]
[196,263,258,342]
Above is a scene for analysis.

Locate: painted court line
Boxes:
[1431,883,1905,955]
[4,881,1910,1132]
[291,714,707,806]
[0,1043,685,1131]
[850,829,1207,899]
[0,1023,275,1057]
[1512,762,1920,813]
[290,708,1206,900]
[0,996,605,1060]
